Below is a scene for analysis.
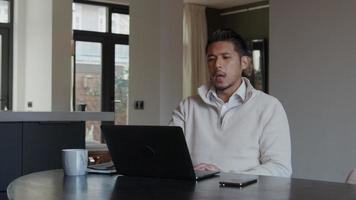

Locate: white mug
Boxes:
[62,149,88,176]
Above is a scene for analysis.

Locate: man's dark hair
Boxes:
[206,28,251,57]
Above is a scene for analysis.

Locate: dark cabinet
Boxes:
[23,122,85,174]
[0,121,85,191]
[0,123,22,191]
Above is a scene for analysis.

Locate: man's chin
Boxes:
[213,84,228,91]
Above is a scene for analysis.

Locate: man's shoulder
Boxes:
[180,94,206,106]
[244,78,280,106]
[251,90,283,108]
[248,91,288,121]
[255,90,278,101]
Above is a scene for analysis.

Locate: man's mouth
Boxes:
[213,72,226,81]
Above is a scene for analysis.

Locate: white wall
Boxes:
[159,0,183,124]
[13,0,27,110]
[52,0,72,111]
[270,0,356,182]
[23,0,52,111]
[129,0,183,125]
[13,0,72,111]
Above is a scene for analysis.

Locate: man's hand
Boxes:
[194,163,219,171]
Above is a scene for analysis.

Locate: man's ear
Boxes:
[241,56,251,70]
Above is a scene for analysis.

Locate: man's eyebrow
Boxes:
[208,52,231,56]
[221,52,231,55]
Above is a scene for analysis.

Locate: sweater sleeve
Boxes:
[246,100,292,177]
[169,100,186,133]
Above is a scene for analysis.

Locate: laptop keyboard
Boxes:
[195,169,220,179]
[88,161,115,170]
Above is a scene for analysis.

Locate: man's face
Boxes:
[207,41,248,93]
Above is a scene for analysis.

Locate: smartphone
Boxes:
[219,178,257,188]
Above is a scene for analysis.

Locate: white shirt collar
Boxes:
[207,79,246,104]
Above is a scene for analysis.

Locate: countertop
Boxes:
[0,111,115,122]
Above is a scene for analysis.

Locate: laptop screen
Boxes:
[101,125,198,180]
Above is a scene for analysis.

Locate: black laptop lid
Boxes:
[101,125,196,180]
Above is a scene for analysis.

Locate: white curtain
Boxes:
[183,4,208,98]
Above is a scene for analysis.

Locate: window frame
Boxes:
[72,0,129,112]
[0,0,13,110]
[72,1,129,143]
[73,0,129,34]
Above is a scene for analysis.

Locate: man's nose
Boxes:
[214,57,223,69]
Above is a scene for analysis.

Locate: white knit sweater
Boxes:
[170,78,292,177]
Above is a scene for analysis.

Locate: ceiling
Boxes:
[183,0,266,9]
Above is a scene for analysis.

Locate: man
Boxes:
[170,29,291,177]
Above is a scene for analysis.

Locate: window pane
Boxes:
[252,50,261,73]
[72,3,107,32]
[111,13,129,34]
[85,120,102,143]
[75,41,102,112]
[0,0,9,23]
[114,44,129,125]
[252,50,263,90]
[75,41,102,144]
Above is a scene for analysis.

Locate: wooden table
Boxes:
[7,169,356,200]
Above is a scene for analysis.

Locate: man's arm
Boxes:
[170,100,220,172]
[169,100,186,133]
[246,100,292,177]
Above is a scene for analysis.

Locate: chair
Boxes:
[346,169,356,184]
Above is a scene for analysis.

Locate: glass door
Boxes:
[114,44,129,125]
[74,41,103,143]
[75,41,102,112]
[72,1,129,145]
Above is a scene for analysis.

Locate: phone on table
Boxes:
[219,177,257,188]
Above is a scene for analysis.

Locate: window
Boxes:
[72,1,129,144]
[72,3,107,32]
[75,41,102,112]
[114,44,129,125]
[244,39,268,93]
[111,13,129,34]
[0,0,9,23]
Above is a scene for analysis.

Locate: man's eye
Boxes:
[223,56,231,59]
[207,57,215,61]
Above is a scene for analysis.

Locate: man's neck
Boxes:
[216,79,242,103]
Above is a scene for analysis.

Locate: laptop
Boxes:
[101,125,220,180]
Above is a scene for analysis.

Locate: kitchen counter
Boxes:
[0,112,115,122]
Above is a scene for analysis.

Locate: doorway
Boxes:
[72,1,129,143]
